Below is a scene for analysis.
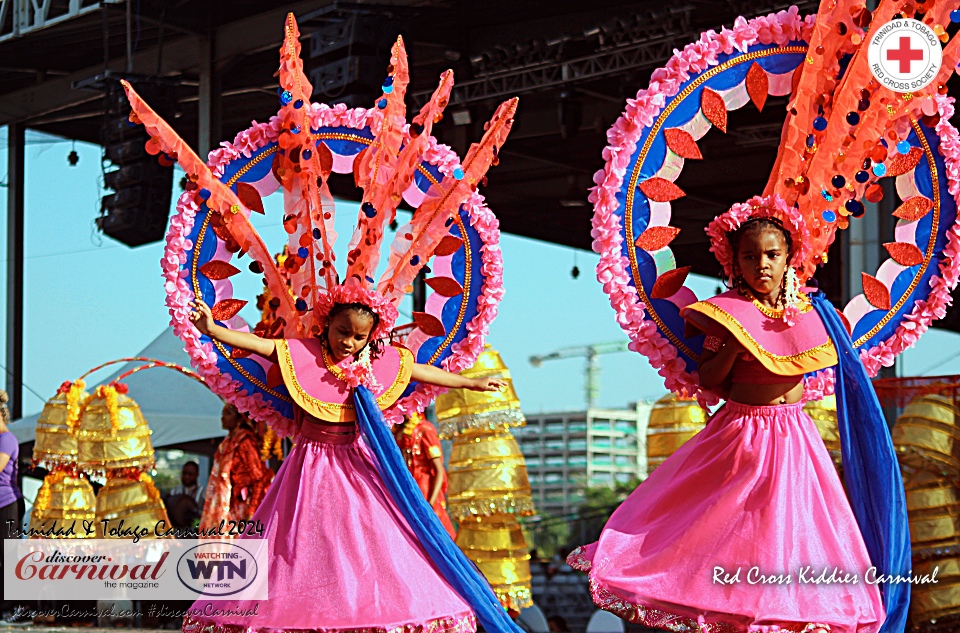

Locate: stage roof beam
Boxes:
[0,0,326,128]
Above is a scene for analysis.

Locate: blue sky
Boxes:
[2,129,960,418]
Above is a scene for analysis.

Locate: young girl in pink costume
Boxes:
[571,0,960,629]
[569,212,885,633]
[186,292,503,633]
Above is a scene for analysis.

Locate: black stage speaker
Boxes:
[98,78,177,247]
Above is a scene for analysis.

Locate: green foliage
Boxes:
[523,514,571,559]
[570,477,642,547]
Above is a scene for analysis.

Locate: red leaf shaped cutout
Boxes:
[413,312,446,337]
[746,62,769,112]
[211,223,232,242]
[433,236,464,257]
[199,260,241,280]
[884,242,924,266]
[651,266,691,299]
[664,128,703,160]
[236,182,264,214]
[886,147,923,177]
[700,88,728,132]
[638,178,685,202]
[266,363,284,389]
[425,277,464,297]
[209,214,232,242]
[316,143,334,178]
[634,226,681,251]
[892,196,934,221]
[861,273,891,311]
[230,346,252,359]
[353,148,369,188]
[836,309,852,335]
[211,299,247,321]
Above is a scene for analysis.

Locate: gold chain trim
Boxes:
[853,117,939,347]
[751,297,812,318]
[320,344,346,380]
[624,46,808,362]
[697,303,833,362]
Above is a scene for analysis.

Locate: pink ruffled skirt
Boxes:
[568,401,884,633]
[183,419,475,633]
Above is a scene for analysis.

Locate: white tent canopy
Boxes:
[9,328,227,449]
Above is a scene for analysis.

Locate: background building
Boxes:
[515,403,653,517]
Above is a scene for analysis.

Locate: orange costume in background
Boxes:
[199,427,274,531]
[395,415,457,538]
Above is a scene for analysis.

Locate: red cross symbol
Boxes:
[886,36,924,74]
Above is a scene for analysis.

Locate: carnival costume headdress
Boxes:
[125,13,523,633]
[123,15,515,436]
[591,3,960,632]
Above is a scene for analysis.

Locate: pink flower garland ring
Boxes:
[705,194,812,282]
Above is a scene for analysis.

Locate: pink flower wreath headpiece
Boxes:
[706,194,812,325]
[314,284,399,343]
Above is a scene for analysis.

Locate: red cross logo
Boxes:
[886,36,924,74]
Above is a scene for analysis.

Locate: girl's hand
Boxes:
[469,377,506,392]
[189,300,215,335]
[724,338,746,354]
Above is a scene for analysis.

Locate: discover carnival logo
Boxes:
[4,538,268,601]
[176,542,259,596]
[868,18,942,93]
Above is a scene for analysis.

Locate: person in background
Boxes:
[393,412,457,539]
[170,461,205,506]
[165,461,206,530]
[199,404,274,532]
[0,389,23,539]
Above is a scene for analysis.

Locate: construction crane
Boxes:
[529,341,630,409]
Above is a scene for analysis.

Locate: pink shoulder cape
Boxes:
[275,339,414,422]
[680,290,838,377]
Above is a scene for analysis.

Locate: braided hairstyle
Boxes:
[725,217,793,304]
[319,302,384,359]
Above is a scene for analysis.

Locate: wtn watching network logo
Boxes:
[177,543,260,596]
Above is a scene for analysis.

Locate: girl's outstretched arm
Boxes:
[410,363,505,392]
[189,300,277,360]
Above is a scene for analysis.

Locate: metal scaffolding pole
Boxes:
[6,122,23,418]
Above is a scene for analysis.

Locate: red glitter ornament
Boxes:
[638,178,686,202]
[883,242,924,266]
[892,196,934,221]
[664,128,703,160]
[634,226,681,251]
[861,272,891,310]
[746,62,769,112]
[700,88,728,132]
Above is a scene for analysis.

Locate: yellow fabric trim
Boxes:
[427,445,442,459]
[275,340,413,422]
[683,302,837,376]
